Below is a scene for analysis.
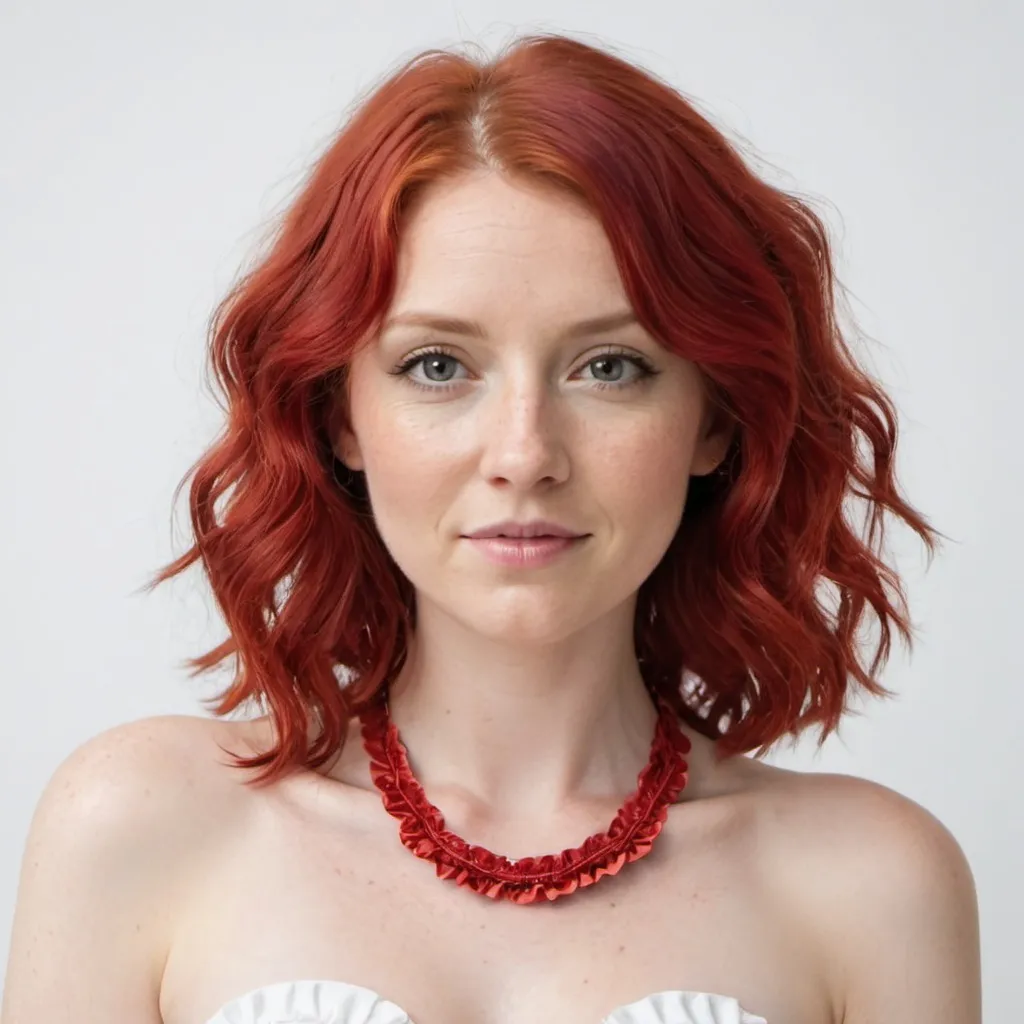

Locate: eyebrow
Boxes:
[381,309,640,341]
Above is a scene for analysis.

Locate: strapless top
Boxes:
[203,979,768,1023]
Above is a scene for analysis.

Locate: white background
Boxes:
[1,0,1019,1016]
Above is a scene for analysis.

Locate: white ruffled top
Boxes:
[203,979,769,1024]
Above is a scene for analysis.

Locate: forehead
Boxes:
[390,171,629,317]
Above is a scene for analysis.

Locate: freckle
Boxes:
[618,945,625,953]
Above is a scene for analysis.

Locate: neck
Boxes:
[383,597,663,822]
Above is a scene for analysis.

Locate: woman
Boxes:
[2,32,981,1024]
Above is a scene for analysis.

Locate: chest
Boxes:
[157,777,835,1024]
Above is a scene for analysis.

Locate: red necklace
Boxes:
[356,681,692,905]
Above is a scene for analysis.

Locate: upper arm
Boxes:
[1,715,222,1023]
[809,776,983,1024]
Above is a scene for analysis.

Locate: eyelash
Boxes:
[388,344,660,393]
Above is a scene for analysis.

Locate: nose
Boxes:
[476,371,571,490]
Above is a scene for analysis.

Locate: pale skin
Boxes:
[1,170,982,1024]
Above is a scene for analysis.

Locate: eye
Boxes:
[388,345,660,393]
[582,352,653,389]
[396,348,467,387]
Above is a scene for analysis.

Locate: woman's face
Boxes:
[332,169,731,645]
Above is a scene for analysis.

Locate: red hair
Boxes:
[141,32,944,787]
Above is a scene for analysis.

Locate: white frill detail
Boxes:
[205,980,768,1024]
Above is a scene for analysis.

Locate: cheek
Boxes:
[595,425,696,596]
[364,445,445,512]
[355,416,460,553]
[592,418,695,517]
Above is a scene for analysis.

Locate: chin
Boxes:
[461,602,590,645]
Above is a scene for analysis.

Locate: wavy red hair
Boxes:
[141,32,945,787]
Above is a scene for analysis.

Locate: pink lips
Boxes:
[463,535,586,567]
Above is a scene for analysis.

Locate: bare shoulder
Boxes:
[754,766,978,890]
[748,765,978,881]
[33,712,259,900]
[747,766,982,1023]
[17,713,254,891]
[1,714,254,1019]
[38,713,250,825]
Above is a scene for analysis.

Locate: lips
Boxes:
[464,534,585,567]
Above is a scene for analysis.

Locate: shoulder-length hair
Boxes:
[142,32,944,787]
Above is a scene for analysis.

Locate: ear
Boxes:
[690,402,736,478]
[326,386,365,473]
[333,428,365,473]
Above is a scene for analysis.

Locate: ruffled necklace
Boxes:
[356,681,692,904]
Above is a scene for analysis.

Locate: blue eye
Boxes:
[389,345,659,393]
